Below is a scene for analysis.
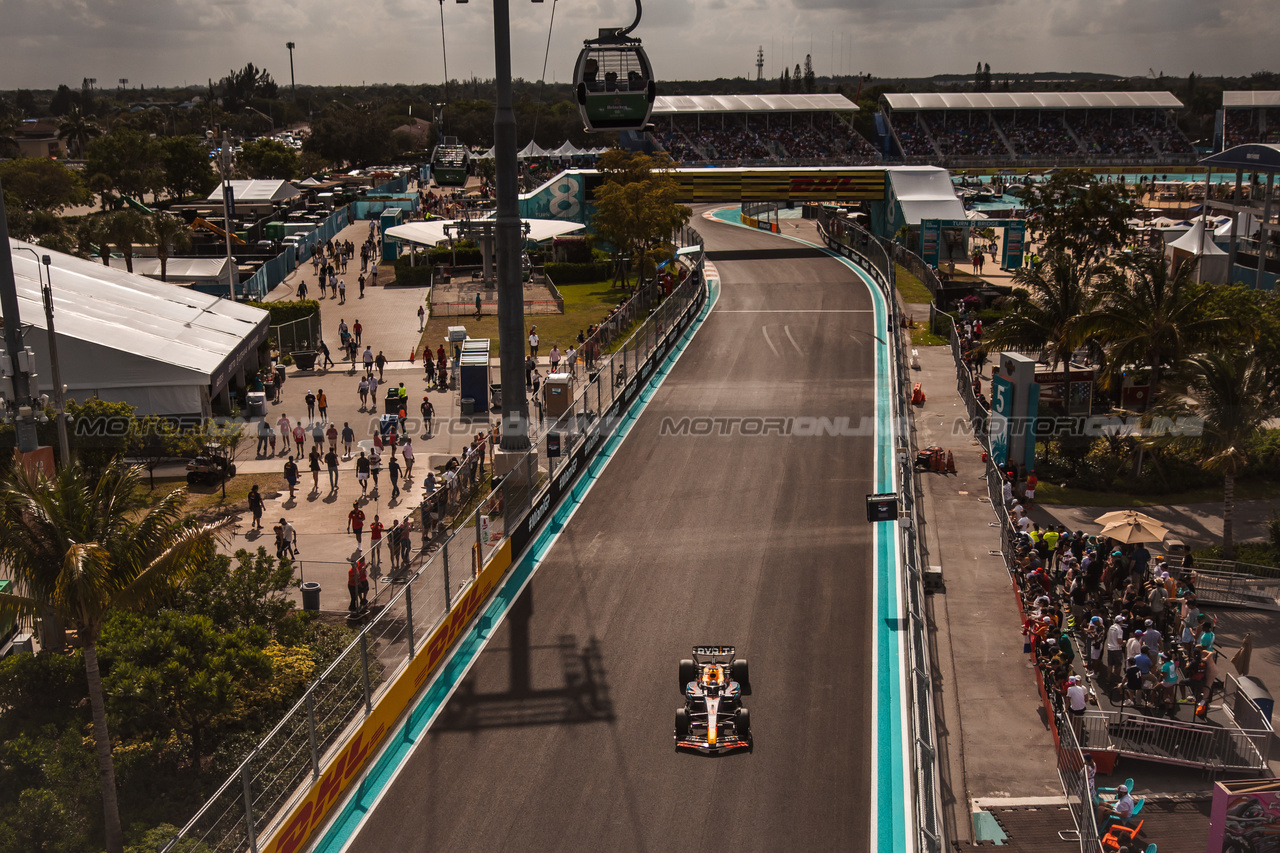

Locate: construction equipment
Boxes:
[191,216,247,244]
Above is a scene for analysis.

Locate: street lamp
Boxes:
[9,247,70,466]
[286,42,297,102]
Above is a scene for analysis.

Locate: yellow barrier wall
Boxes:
[263,539,513,853]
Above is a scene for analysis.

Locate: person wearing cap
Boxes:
[1086,616,1106,676]
[305,390,317,421]
[1146,575,1168,626]
[1099,784,1135,832]
[1106,616,1126,682]
[279,518,297,559]
[1141,620,1162,655]
[1066,676,1088,735]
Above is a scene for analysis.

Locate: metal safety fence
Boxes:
[1054,706,1103,852]
[165,224,706,853]
[813,205,946,853]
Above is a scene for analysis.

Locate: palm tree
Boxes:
[980,249,1100,401]
[105,209,153,274]
[0,460,229,853]
[57,106,102,159]
[1080,252,1243,401]
[1151,348,1280,559]
[151,212,191,281]
[75,215,110,263]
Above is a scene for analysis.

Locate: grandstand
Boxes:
[879,92,1195,165]
[1221,92,1280,148]
[648,94,879,166]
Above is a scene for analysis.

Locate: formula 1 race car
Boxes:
[674,646,751,754]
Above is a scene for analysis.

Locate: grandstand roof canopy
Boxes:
[652,94,856,116]
[881,92,1184,111]
[1200,143,1280,172]
[1223,91,1280,108]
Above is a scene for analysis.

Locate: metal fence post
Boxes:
[359,632,373,714]
[241,762,258,853]
[404,581,416,658]
[475,516,483,578]
[305,690,320,780]
[442,542,452,610]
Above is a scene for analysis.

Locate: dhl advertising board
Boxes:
[262,540,513,853]
[671,168,885,203]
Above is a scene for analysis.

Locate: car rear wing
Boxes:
[692,645,735,660]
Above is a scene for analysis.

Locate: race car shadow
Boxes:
[432,587,614,730]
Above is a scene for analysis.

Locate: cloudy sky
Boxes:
[1,0,1276,92]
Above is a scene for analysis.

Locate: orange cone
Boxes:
[409,348,416,363]
[946,450,956,474]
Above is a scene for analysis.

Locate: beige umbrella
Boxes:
[1094,509,1163,527]
[1231,633,1253,677]
[1098,516,1170,545]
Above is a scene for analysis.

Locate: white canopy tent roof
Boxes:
[550,141,583,156]
[517,141,550,159]
[205,180,301,203]
[883,91,1184,111]
[105,257,231,286]
[1167,220,1227,256]
[889,167,967,225]
[1165,220,1228,284]
[7,239,269,416]
[385,218,586,246]
[653,93,857,115]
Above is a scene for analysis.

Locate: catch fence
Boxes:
[164,224,706,853]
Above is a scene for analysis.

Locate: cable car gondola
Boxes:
[573,0,656,132]
[431,136,470,187]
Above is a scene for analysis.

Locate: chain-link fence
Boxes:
[811,205,945,853]
[164,225,706,853]
[268,313,322,357]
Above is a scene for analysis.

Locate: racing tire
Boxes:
[736,707,750,740]
[675,708,690,740]
[679,659,696,693]
[733,658,750,693]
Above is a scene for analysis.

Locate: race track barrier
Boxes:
[164,224,707,853]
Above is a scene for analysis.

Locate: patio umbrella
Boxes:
[1094,510,1163,527]
[1231,633,1253,677]
[1098,517,1169,545]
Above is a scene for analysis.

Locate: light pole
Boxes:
[286,42,297,102]
[39,256,70,467]
[0,181,41,455]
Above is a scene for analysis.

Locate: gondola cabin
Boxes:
[431,137,470,187]
[574,41,656,132]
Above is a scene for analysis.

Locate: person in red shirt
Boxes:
[347,502,366,546]
[369,515,385,573]
[347,559,369,612]
[1025,470,1039,506]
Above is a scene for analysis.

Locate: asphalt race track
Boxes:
[346,209,879,852]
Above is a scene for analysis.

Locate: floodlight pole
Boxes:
[40,256,71,467]
[286,42,297,102]
[492,0,530,450]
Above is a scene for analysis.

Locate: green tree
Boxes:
[101,610,273,774]
[128,413,180,489]
[150,212,192,283]
[160,135,218,200]
[0,460,228,853]
[1018,169,1136,264]
[0,158,90,213]
[1151,348,1280,558]
[0,788,81,853]
[218,63,278,113]
[304,102,399,167]
[175,547,301,635]
[1081,253,1243,398]
[65,397,138,476]
[803,54,816,94]
[980,250,1100,412]
[591,152,691,289]
[85,129,163,203]
[238,138,299,180]
[57,106,102,159]
[104,210,153,274]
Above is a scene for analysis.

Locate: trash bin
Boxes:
[246,391,267,416]
[301,582,321,612]
[461,397,475,416]
[384,388,399,414]
[1235,676,1274,725]
[490,383,502,411]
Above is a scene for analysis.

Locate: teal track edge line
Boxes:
[707,206,907,850]
[310,276,720,853]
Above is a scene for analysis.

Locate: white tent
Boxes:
[550,141,583,157]
[1165,220,1229,284]
[385,218,585,246]
[517,141,549,159]
[205,179,300,204]
[474,147,496,160]
[888,167,967,225]
[8,239,269,416]
[106,257,231,287]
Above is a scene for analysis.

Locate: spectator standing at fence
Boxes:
[369,515,384,572]
[525,355,536,389]
[347,559,365,612]
[347,502,366,546]
[387,520,402,572]
[1106,616,1126,682]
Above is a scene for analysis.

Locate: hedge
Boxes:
[246,300,320,325]
[545,261,612,284]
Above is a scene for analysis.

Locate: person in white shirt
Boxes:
[1066,675,1088,736]
[1106,617,1126,681]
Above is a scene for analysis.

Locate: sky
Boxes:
[0,0,1277,93]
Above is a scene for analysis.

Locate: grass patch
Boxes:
[895,264,933,305]
[910,323,948,346]
[151,473,284,522]
[1035,478,1280,508]
[420,278,628,354]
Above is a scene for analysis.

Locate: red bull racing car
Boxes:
[674,646,751,754]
